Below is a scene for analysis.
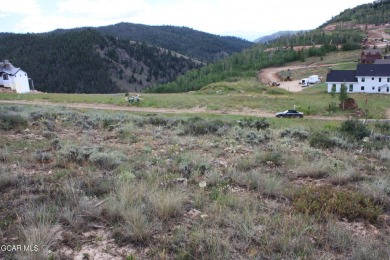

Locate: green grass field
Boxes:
[2,80,390,119]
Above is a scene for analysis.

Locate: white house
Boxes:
[0,60,30,93]
[326,64,390,94]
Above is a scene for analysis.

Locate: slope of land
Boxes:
[0,104,389,259]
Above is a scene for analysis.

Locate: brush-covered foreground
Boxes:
[0,105,389,259]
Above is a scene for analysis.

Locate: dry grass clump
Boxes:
[105,179,187,243]
[0,167,21,192]
[351,236,390,260]
[232,170,286,197]
[17,204,60,260]
[323,220,353,253]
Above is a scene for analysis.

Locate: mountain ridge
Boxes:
[0,23,254,93]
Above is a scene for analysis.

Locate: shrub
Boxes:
[56,145,99,166]
[0,112,27,130]
[293,186,382,223]
[89,151,127,170]
[117,125,138,143]
[374,121,390,134]
[183,118,229,136]
[360,178,390,210]
[280,128,309,140]
[42,131,57,139]
[146,116,178,128]
[35,150,53,163]
[238,118,270,130]
[339,119,370,141]
[309,132,352,149]
[309,132,337,149]
[234,128,269,144]
[259,150,284,166]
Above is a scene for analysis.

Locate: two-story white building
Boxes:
[0,60,30,93]
[326,64,390,94]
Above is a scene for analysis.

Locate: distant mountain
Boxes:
[254,31,306,44]
[94,22,254,62]
[0,29,202,93]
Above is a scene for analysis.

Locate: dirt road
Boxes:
[258,63,336,92]
[0,99,350,121]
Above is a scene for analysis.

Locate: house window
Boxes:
[361,78,365,82]
[387,87,389,92]
[372,77,375,80]
[387,78,390,82]
[379,78,382,82]
[361,86,365,91]
[349,84,353,91]
[379,87,382,92]
[372,86,375,90]
[2,74,8,80]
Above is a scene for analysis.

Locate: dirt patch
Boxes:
[258,63,334,93]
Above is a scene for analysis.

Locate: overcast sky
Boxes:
[0,0,372,41]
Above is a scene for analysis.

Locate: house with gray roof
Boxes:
[0,60,30,93]
[326,64,390,94]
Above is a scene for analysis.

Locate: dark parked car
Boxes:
[276,110,304,118]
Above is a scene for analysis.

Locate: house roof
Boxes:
[356,64,390,76]
[0,61,21,76]
[374,59,390,64]
[326,70,357,83]
[362,49,382,55]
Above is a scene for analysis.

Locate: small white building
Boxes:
[326,64,390,94]
[0,60,30,93]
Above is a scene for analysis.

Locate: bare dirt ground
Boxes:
[258,63,334,92]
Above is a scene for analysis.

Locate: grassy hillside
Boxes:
[0,104,388,259]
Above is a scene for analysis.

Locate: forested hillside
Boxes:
[254,31,304,44]
[320,0,390,27]
[0,29,202,93]
[95,22,254,62]
[150,43,335,93]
